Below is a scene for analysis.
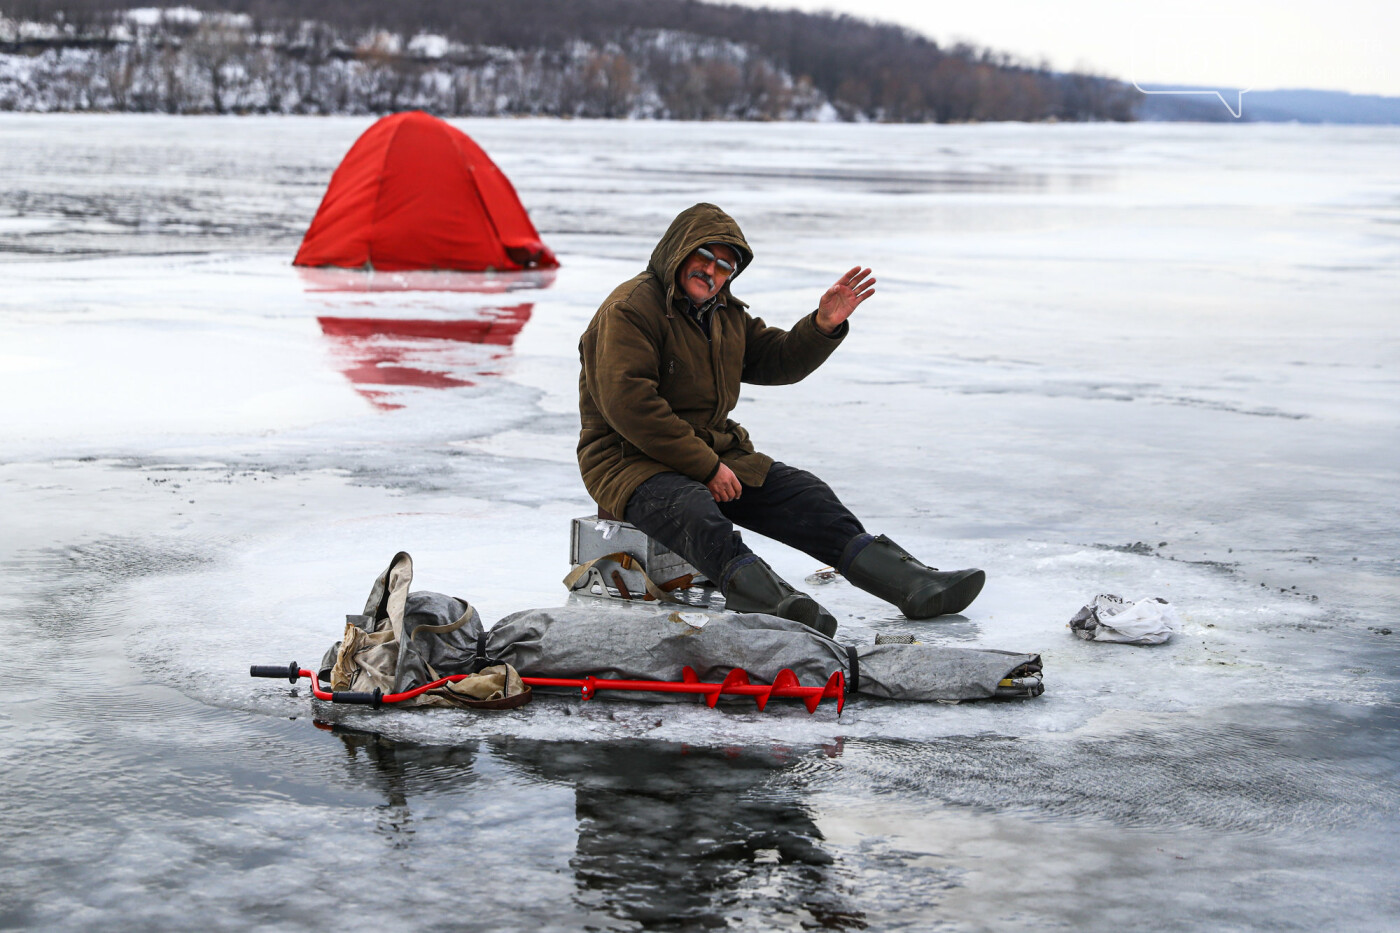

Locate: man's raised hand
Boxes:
[815,266,876,334]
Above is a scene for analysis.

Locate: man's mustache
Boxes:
[688,270,714,290]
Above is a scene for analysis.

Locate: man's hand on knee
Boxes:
[707,463,742,502]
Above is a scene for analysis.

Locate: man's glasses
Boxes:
[695,246,736,274]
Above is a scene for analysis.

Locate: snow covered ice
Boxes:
[1,115,1398,931]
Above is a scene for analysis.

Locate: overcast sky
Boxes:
[728,0,1400,97]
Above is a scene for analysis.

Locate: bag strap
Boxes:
[563,551,682,603]
[409,603,473,639]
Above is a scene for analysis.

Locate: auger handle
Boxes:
[331,689,383,708]
[250,662,301,683]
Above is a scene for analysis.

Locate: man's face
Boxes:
[677,244,739,305]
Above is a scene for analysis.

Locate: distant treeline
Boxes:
[0,0,1138,121]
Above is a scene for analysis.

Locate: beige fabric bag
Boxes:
[325,552,530,710]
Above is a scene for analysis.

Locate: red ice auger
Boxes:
[250,663,846,714]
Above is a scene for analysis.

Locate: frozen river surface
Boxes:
[1,115,1398,931]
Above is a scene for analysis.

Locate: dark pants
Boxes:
[623,462,866,591]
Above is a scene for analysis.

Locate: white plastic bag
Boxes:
[1069,594,1180,645]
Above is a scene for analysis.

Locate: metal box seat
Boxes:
[568,512,719,605]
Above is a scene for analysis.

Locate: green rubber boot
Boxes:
[721,556,839,638]
[841,534,984,619]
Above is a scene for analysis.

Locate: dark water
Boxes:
[4,689,1396,931]
[2,516,1394,929]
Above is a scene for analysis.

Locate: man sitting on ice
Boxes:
[576,203,984,636]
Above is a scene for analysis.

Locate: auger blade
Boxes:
[719,668,751,708]
[761,669,812,713]
[774,669,799,688]
[825,670,847,714]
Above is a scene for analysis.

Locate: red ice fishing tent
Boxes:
[294,111,557,272]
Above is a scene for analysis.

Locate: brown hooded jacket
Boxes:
[577,203,847,519]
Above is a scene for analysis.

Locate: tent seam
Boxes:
[366,114,413,270]
[448,128,510,269]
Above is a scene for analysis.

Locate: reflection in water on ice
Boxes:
[322,721,864,931]
[305,267,552,409]
[317,305,534,408]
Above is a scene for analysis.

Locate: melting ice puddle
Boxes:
[317,305,535,408]
[97,500,1376,751]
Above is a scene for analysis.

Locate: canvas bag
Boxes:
[321,551,530,709]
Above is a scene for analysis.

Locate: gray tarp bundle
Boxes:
[321,552,1042,705]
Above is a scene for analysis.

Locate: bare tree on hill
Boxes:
[0,0,1138,121]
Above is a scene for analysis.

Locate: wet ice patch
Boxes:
[105,518,1372,749]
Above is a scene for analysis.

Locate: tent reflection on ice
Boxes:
[251,553,1044,715]
[293,110,558,272]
